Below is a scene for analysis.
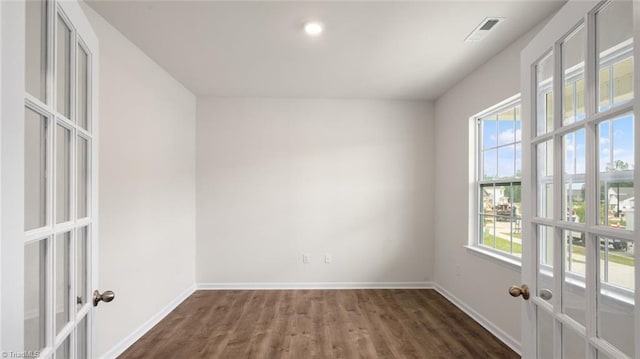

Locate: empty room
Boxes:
[1,0,638,358]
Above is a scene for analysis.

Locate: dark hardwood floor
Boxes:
[119,289,518,359]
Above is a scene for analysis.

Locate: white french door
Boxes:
[520,0,639,358]
[1,0,99,358]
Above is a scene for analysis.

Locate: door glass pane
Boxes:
[76,315,88,358]
[56,336,70,359]
[613,57,634,105]
[77,136,89,219]
[596,0,633,112]
[515,143,522,176]
[598,238,634,357]
[562,325,586,359]
[536,52,554,135]
[537,307,554,358]
[563,230,585,326]
[56,124,71,223]
[563,129,586,223]
[56,15,71,118]
[562,26,585,126]
[56,232,71,335]
[597,350,615,359]
[537,140,554,218]
[598,114,634,229]
[24,239,47,352]
[25,0,47,102]
[25,107,48,230]
[76,226,88,311]
[77,45,89,130]
[538,225,554,302]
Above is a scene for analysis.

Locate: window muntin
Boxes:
[477,100,522,258]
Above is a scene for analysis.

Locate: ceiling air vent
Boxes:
[465,17,504,42]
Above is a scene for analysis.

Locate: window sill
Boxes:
[464,245,522,271]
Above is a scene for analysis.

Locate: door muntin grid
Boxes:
[24,1,94,357]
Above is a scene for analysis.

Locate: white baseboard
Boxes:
[433,283,521,355]
[100,283,196,359]
[197,281,434,290]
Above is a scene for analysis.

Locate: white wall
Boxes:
[433,26,545,347]
[80,4,197,357]
[196,98,434,284]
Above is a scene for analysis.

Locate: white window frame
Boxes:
[468,94,523,267]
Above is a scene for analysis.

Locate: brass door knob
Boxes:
[93,290,115,307]
[508,284,530,300]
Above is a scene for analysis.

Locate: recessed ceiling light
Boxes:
[304,21,324,36]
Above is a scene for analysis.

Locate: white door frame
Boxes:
[1,0,27,352]
[0,0,99,356]
[521,0,639,358]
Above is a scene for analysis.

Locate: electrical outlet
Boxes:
[455,264,461,277]
[324,254,332,264]
[303,254,310,264]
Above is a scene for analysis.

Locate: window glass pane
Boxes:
[598,238,634,357]
[498,145,515,179]
[537,307,554,358]
[563,129,586,223]
[480,184,494,214]
[597,0,633,112]
[25,108,48,230]
[478,102,521,257]
[537,140,554,218]
[562,26,585,126]
[497,109,515,146]
[56,15,71,118]
[25,0,47,102]
[77,136,89,219]
[56,231,71,335]
[563,230,585,326]
[537,53,554,135]
[487,183,521,256]
[76,226,88,311]
[78,45,89,130]
[480,214,495,250]
[598,114,634,229]
[562,325,586,359]
[481,116,497,149]
[538,225,554,301]
[56,336,70,359]
[482,149,497,180]
[56,124,71,223]
[25,239,47,352]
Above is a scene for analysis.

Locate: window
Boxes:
[474,97,522,259]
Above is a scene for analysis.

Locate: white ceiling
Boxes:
[86,1,565,100]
